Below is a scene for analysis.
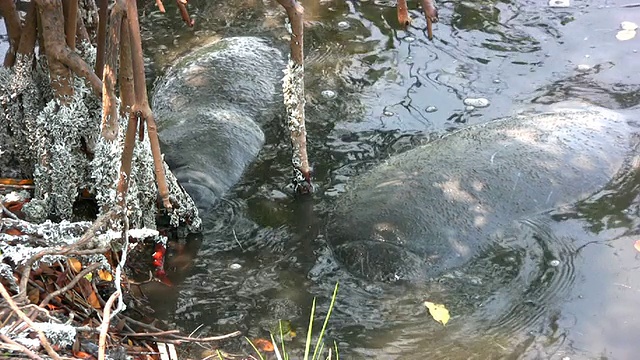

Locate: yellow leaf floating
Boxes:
[424,301,450,326]
[634,239,640,253]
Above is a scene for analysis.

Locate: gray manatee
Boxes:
[327,103,638,281]
[152,37,284,210]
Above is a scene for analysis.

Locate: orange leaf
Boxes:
[3,228,24,236]
[68,258,82,273]
[252,338,274,352]
[635,239,640,252]
[0,178,34,185]
[86,290,102,309]
[72,351,94,359]
[97,269,113,282]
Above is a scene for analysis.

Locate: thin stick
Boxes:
[98,291,121,360]
[276,0,313,194]
[175,0,194,26]
[101,0,126,140]
[95,0,109,77]
[155,0,166,12]
[126,0,172,209]
[0,334,44,360]
[397,0,411,29]
[421,0,438,41]
[0,202,19,220]
[0,283,62,360]
[62,0,78,49]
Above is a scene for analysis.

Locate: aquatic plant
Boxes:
[247,283,339,360]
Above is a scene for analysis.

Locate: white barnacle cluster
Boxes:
[281,60,306,134]
[26,79,98,221]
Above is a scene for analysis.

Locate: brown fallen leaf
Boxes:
[3,228,24,236]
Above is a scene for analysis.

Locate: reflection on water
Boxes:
[141,0,640,358]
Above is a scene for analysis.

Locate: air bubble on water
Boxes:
[548,0,570,7]
[463,97,490,108]
[337,21,350,30]
[425,106,438,113]
[404,36,416,43]
[548,259,560,267]
[321,89,337,99]
[465,105,475,111]
[493,79,501,83]
[230,263,242,270]
[383,110,394,117]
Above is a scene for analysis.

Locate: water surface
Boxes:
[140,1,640,358]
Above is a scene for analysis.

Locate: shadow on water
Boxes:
[138,0,640,358]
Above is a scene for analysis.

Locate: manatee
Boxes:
[327,103,637,281]
[152,37,284,210]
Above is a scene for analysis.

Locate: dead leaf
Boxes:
[98,269,113,282]
[3,228,24,236]
[634,239,640,252]
[424,301,450,325]
[68,258,82,273]
[76,278,101,309]
[252,338,274,352]
[27,287,40,304]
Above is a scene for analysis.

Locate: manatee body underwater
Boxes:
[152,37,285,211]
[326,103,638,282]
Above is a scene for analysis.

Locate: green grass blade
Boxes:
[216,349,224,360]
[311,283,339,360]
[303,297,317,360]
[271,332,284,360]
[245,336,265,360]
[279,320,288,360]
[334,340,339,360]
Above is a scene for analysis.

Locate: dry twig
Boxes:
[98,290,120,360]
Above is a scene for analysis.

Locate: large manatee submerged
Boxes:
[152,37,284,211]
[327,103,637,281]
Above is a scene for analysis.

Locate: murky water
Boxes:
[138,0,640,358]
[4,0,639,358]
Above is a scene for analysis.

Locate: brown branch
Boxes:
[126,0,172,210]
[51,43,103,97]
[115,21,138,206]
[101,0,127,141]
[16,1,38,58]
[76,11,91,45]
[175,0,193,27]
[155,0,166,12]
[421,0,438,40]
[276,0,312,194]
[95,0,108,77]
[98,291,120,360]
[397,0,411,29]
[0,283,62,360]
[0,0,22,67]
[0,334,44,360]
[36,0,74,101]
[276,0,304,64]
[62,0,78,49]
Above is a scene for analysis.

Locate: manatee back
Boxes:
[328,105,636,280]
[153,36,284,120]
[151,37,284,210]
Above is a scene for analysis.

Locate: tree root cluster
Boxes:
[0,208,239,360]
